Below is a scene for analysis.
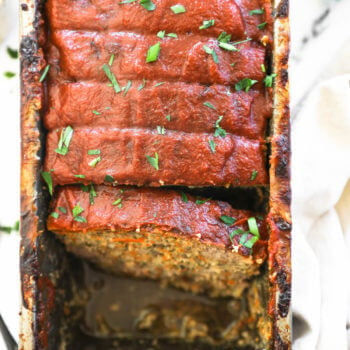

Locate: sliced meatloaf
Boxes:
[48,31,266,85]
[46,0,272,42]
[48,186,267,297]
[44,82,271,139]
[44,127,268,187]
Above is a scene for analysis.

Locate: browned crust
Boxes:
[19,0,291,348]
[268,0,291,348]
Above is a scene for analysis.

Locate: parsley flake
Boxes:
[220,215,236,225]
[39,65,50,83]
[250,8,265,15]
[203,101,216,110]
[199,20,215,30]
[88,156,101,167]
[181,192,189,203]
[250,170,258,181]
[235,78,258,92]
[140,0,156,11]
[170,4,186,14]
[214,116,226,138]
[55,126,74,155]
[102,64,121,93]
[7,47,18,59]
[146,152,159,170]
[208,139,216,153]
[264,73,277,87]
[87,149,100,155]
[146,42,161,63]
[105,175,115,183]
[203,45,219,63]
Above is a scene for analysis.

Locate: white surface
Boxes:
[0,0,350,349]
[0,0,21,349]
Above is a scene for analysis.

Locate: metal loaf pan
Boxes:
[19,0,291,348]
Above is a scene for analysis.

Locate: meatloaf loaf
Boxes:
[48,186,267,297]
[43,0,273,300]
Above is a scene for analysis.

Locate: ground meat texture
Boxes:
[48,186,267,297]
[45,82,272,139]
[46,0,270,41]
[48,31,266,85]
[44,127,268,187]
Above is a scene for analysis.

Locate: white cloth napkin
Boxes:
[291,0,350,349]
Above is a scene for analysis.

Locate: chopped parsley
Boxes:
[0,221,19,234]
[220,215,237,225]
[156,126,166,135]
[157,31,166,39]
[88,156,101,167]
[199,20,215,30]
[123,80,132,96]
[250,170,258,181]
[55,126,74,155]
[235,78,258,92]
[39,65,50,83]
[250,8,265,15]
[108,54,115,66]
[74,216,87,223]
[203,45,219,64]
[146,42,161,63]
[104,175,115,183]
[243,236,259,249]
[4,72,15,79]
[7,47,18,59]
[166,33,178,38]
[58,207,67,214]
[50,212,59,219]
[102,64,121,93]
[146,152,159,170]
[261,64,266,73]
[181,192,189,203]
[208,139,216,153]
[72,204,87,222]
[195,199,209,205]
[170,4,186,14]
[165,115,172,121]
[247,217,260,237]
[140,0,156,11]
[257,22,267,30]
[41,171,53,195]
[89,184,97,204]
[119,0,137,3]
[217,32,231,43]
[87,149,101,155]
[112,198,123,208]
[203,101,216,110]
[214,116,226,138]
[138,79,147,90]
[155,82,165,87]
[218,42,239,52]
[264,73,277,87]
[92,110,101,115]
[74,174,86,179]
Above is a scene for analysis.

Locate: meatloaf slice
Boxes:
[48,185,267,297]
[45,82,271,139]
[48,31,266,85]
[44,127,268,187]
[46,0,271,42]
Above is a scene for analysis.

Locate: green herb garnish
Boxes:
[220,215,237,225]
[55,126,74,155]
[165,115,171,121]
[170,4,186,14]
[250,8,265,15]
[7,47,18,59]
[72,204,84,217]
[112,198,123,208]
[217,32,231,43]
[203,101,216,110]
[123,80,132,96]
[140,0,156,11]
[88,156,101,167]
[4,72,15,78]
[89,184,97,204]
[102,64,121,93]
[257,22,267,29]
[50,212,59,219]
[109,54,115,66]
[181,192,188,203]
[195,199,208,205]
[250,170,258,181]
[74,174,86,179]
[203,45,219,63]
[0,221,19,234]
[199,20,215,30]
[261,64,266,73]
[92,110,101,115]
[155,82,165,86]
[39,65,50,82]
[41,171,53,195]
[208,139,216,153]
[167,33,178,38]
[105,175,115,183]
[88,149,101,155]
[156,126,166,135]
[58,207,67,214]
[247,217,260,237]
[157,31,166,39]
[264,73,277,87]
[146,152,159,170]
[235,78,258,92]
[146,42,161,63]
[138,79,147,90]
[214,116,226,137]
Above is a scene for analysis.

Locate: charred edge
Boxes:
[273,329,289,350]
[276,0,289,18]
[275,135,290,180]
[275,218,291,232]
[279,188,291,206]
[20,36,40,66]
[21,3,29,11]
[280,49,289,67]
[276,270,291,318]
[280,69,288,87]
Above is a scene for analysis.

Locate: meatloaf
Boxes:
[48,186,267,297]
[43,0,273,301]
